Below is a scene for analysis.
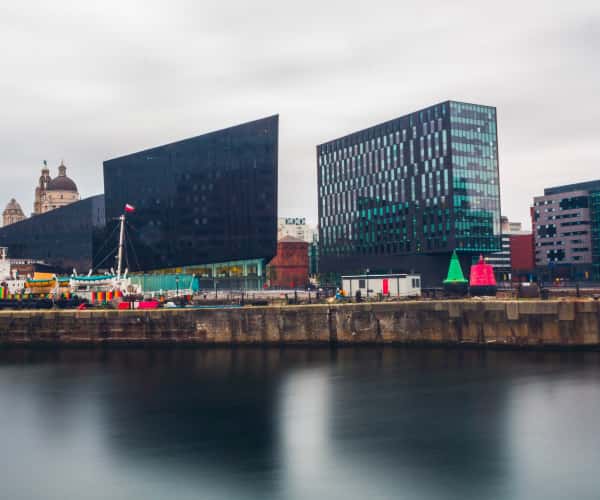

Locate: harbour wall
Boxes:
[0,300,599,348]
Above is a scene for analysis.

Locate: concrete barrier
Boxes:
[0,300,598,348]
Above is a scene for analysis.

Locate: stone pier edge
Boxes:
[0,300,599,349]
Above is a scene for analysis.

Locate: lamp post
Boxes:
[176,275,179,299]
[365,268,370,299]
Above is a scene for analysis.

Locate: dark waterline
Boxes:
[1,347,599,500]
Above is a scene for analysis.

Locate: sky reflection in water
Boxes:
[0,348,599,500]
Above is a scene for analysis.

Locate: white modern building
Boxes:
[277,217,317,243]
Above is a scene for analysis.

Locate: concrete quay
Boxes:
[0,300,599,348]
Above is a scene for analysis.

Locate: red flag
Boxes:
[124,204,135,213]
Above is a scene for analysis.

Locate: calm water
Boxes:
[0,347,599,500]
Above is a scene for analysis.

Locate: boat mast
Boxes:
[116,214,125,279]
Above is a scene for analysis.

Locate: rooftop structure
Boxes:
[544,180,600,196]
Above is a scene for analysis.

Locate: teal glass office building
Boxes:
[317,101,501,285]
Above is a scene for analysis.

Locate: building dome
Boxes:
[2,198,26,227]
[3,198,24,216]
[46,161,78,192]
[46,176,78,191]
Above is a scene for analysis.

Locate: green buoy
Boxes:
[443,250,467,284]
[443,250,468,296]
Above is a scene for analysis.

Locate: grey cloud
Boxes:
[0,0,599,228]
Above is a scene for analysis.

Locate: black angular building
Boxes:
[0,195,105,273]
[317,101,501,286]
[101,115,278,285]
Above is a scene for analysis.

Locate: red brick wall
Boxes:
[267,240,309,288]
[510,234,535,272]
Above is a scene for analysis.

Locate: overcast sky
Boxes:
[1,0,598,228]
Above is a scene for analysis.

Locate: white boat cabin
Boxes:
[341,274,421,298]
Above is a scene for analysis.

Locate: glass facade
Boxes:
[0,195,105,273]
[101,116,278,273]
[317,101,500,283]
[449,102,501,251]
[129,258,267,292]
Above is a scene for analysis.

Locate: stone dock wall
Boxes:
[0,300,599,348]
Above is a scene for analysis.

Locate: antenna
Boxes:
[116,214,126,279]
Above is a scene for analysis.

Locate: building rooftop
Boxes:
[317,100,496,148]
[544,180,600,196]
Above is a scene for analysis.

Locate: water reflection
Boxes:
[0,348,599,500]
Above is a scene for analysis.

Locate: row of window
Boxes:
[539,212,582,220]
[318,103,451,156]
[320,156,448,196]
[320,173,452,218]
[449,102,496,121]
[320,136,448,184]
[319,126,448,167]
[323,238,452,257]
[536,240,590,247]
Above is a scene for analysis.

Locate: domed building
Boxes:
[2,198,26,227]
[33,160,80,215]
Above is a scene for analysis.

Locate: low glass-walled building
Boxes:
[100,116,279,287]
[129,258,267,293]
[317,101,501,285]
[0,195,105,273]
